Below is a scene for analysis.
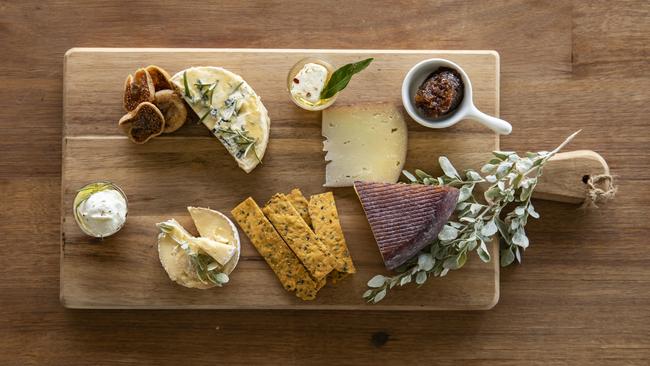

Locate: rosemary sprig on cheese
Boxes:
[172,67,270,173]
[212,126,261,163]
[363,131,581,303]
[158,222,230,287]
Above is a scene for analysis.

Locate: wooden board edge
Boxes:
[64,47,502,56]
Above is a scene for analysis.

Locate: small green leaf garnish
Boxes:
[320,58,373,100]
[157,224,229,287]
[198,110,210,124]
[183,71,191,98]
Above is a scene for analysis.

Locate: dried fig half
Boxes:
[123,68,155,112]
[118,102,165,144]
[145,65,174,91]
[154,90,188,133]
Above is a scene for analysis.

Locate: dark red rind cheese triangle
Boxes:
[353,181,459,271]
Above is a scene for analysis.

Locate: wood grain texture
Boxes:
[535,150,610,203]
[1,0,649,365]
[61,49,499,309]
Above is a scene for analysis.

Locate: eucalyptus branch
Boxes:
[363,131,581,303]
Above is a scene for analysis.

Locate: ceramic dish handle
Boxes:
[467,106,512,135]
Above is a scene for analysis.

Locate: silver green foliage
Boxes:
[363,131,580,303]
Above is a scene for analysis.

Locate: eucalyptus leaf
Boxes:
[400,275,412,286]
[373,288,387,303]
[514,206,526,216]
[438,225,459,241]
[415,169,432,180]
[512,229,529,248]
[439,156,460,179]
[470,203,483,215]
[481,163,496,173]
[362,131,580,303]
[500,248,515,266]
[402,170,417,183]
[466,170,483,181]
[415,271,427,285]
[458,185,473,202]
[481,219,498,236]
[496,162,512,177]
[493,151,516,160]
[367,275,386,288]
[516,158,533,173]
[478,241,491,262]
[417,253,435,271]
[363,289,373,298]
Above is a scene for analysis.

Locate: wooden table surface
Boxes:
[1,1,648,365]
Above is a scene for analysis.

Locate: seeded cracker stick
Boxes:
[286,188,312,227]
[231,197,319,300]
[263,194,335,280]
[309,192,356,284]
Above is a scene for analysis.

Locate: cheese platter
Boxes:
[61,48,611,310]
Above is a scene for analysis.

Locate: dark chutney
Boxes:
[414,67,464,119]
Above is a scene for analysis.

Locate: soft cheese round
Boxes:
[171,67,270,173]
[157,218,240,289]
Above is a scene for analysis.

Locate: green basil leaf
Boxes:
[320,58,373,99]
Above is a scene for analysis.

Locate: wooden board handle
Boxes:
[533,150,610,204]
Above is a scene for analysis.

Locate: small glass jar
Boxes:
[287,57,338,111]
[73,181,128,238]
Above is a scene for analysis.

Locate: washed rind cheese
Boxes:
[308,192,356,284]
[171,67,270,173]
[322,103,407,187]
[231,197,320,300]
[354,181,459,271]
[262,194,335,280]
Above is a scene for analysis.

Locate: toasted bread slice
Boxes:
[118,102,165,144]
[154,90,187,133]
[123,68,155,112]
[145,65,174,91]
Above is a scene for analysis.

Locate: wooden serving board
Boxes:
[61,48,500,310]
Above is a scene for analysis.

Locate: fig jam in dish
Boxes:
[414,67,464,119]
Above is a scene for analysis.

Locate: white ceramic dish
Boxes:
[401,58,512,135]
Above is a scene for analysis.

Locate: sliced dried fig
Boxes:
[123,68,155,112]
[145,65,174,91]
[118,102,165,144]
[154,90,188,133]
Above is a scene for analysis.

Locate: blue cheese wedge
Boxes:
[171,67,270,173]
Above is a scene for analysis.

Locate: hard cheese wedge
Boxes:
[171,67,270,173]
[353,182,459,270]
[188,206,241,274]
[231,197,321,300]
[322,103,407,187]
